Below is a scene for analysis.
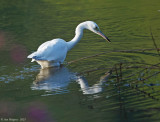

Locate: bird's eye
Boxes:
[95,26,99,31]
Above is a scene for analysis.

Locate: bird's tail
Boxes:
[27,52,36,58]
[27,52,37,62]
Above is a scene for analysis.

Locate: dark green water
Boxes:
[0,0,160,122]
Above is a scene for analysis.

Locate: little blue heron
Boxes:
[27,21,110,69]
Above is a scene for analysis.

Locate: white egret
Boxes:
[27,21,110,69]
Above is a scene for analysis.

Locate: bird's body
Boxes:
[28,21,110,69]
[28,39,68,68]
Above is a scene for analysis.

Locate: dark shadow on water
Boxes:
[134,52,160,57]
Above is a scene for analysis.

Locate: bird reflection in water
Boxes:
[31,66,110,95]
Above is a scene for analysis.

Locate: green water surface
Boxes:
[0,0,160,122]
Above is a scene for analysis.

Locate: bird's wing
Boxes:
[27,39,68,62]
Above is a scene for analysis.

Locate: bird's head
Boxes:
[85,21,111,43]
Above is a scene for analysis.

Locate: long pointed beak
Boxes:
[97,31,111,43]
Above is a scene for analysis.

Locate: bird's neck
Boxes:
[67,22,87,51]
[67,33,83,51]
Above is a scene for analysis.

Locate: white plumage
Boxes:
[27,21,110,69]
